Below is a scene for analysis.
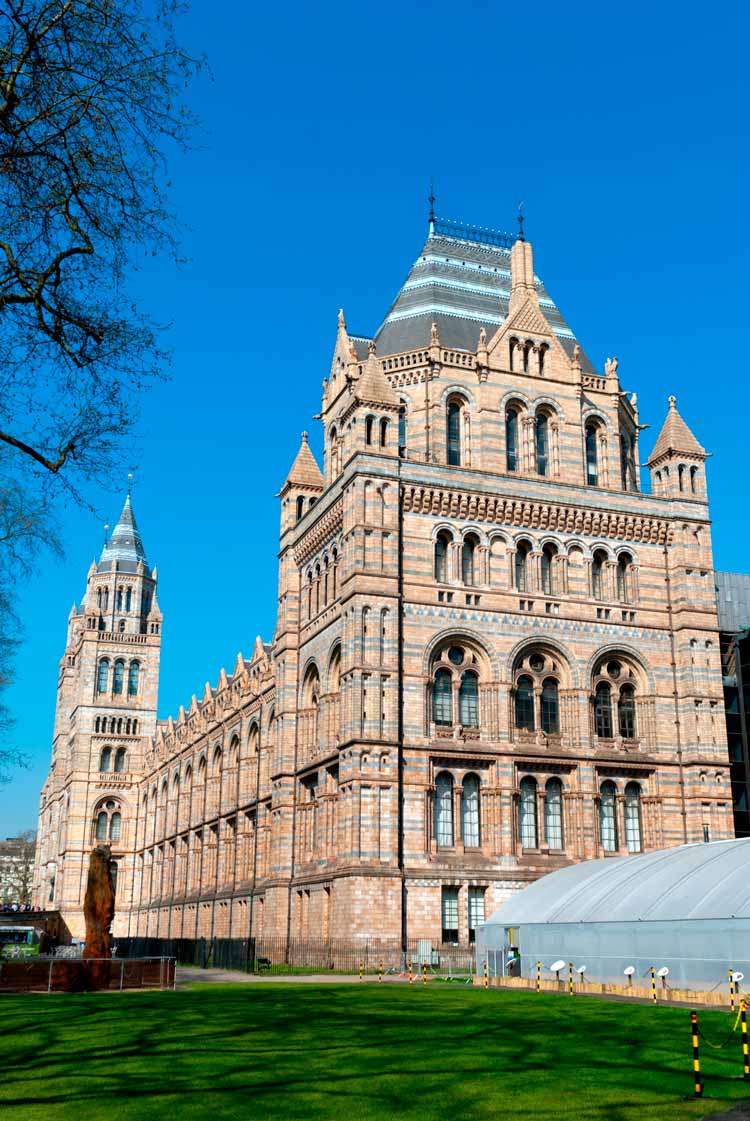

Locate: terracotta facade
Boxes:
[33,218,734,943]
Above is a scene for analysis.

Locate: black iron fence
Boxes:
[114,936,476,976]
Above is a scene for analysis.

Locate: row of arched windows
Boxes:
[433,771,644,854]
[99,747,127,773]
[94,716,139,734]
[96,658,140,696]
[305,547,340,620]
[429,645,642,742]
[95,586,141,612]
[518,777,643,853]
[94,800,122,842]
[434,531,635,603]
[653,463,700,493]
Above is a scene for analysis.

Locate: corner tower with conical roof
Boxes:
[32,493,162,936]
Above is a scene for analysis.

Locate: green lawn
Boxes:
[1,983,748,1120]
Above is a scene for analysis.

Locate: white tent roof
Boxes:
[485,839,750,926]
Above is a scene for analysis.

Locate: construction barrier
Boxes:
[690,1011,703,1098]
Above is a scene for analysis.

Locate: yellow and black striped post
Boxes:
[408,958,413,986]
[730,968,735,1012]
[568,962,574,996]
[741,1000,749,1080]
[651,966,657,1004]
[690,1011,703,1098]
[359,959,363,982]
[483,958,489,989]
[378,958,383,984]
[422,960,427,986]
[536,960,541,993]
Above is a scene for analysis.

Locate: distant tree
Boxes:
[0,0,202,775]
[0,829,36,904]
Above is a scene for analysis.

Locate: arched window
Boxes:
[364,416,374,446]
[599,781,618,852]
[541,544,557,595]
[461,534,478,586]
[506,407,519,472]
[296,495,305,522]
[458,671,478,727]
[595,682,613,738]
[616,553,631,602]
[128,662,139,696]
[585,423,599,485]
[538,344,548,376]
[434,530,451,583]
[110,812,122,842]
[678,463,685,492]
[447,399,462,466]
[118,619,125,634]
[117,587,123,611]
[435,772,454,847]
[125,588,132,612]
[519,776,537,849]
[432,668,453,726]
[544,778,563,849]
[620,434,632,490]
[515,675,535,731]
[461,774,480,847]
[113,659,125,695]
[592,549,607,599]
[114,748,127,773]
[379,417,388,448]
[624,782,642,853]
[540,678,559,735]
[690,465,698,493]
[99,747,112,772]
[398,400,407,457]
[96,658,109,694]
[536,413,549,476]
[515,541,531,592]
[618,684,636,739]
[522,343,530,373]
[96,812,108,841]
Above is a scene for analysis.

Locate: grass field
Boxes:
[1,982,749,1120]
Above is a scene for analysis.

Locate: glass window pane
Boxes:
[461,775,480,847]
[110,812,122,842]
[447,403,461,466]
[536,415,548,476]
[544,779,563,849]
[519,777,537,848]
[96,659,109,694]
[468,886,485,943]
[541,678,559,734]
[441,886,459,943]
[586,425,598,485]
[599,782,617,851]
[625,783,642,852]
[128,662,139,696]
[435,773,454,847]
[506,409,518,472]
[432,669,453,726]
[515,675,535,730]
[458,672,478,727]
[113,660,124,695]
[618,686,636,739]
[595,683,613,738]
[96,812,108,841]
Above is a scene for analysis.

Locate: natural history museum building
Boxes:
[33,213,733,945]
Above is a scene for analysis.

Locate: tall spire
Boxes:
[98,493,148,572]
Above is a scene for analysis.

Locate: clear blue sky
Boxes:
[2,0,748,835]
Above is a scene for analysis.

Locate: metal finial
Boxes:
[127,471,134,497]
[428,178,436,227]
[103,523,110,546]
[517,200,525,241]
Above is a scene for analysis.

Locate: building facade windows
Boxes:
[624,781,642,852]
[599,780,618,851]
[468,886,485,943]
[519,776,538,848]
[441,886,459,943]
[461,774,480,847]
[544,778,563,849]
[585,423,599,485]
[506,407,519,472]
[435,772,454,846]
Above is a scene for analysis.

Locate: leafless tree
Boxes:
[0,0,202,774]
[0,828,36,903]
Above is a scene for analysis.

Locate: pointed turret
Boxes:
[647,396,708,499]
[282,431,324,491]
[98,495,147,573]
[648,396,706,464]
[352,340,400,408]
[508,235,539,314]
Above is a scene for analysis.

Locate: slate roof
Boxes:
[98,495,147,574]
[647,396,706,464]
[372,222,592,369]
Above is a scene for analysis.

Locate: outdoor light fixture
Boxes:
[734,972,745,982]
[550,959,566,981]
[624,966,635,985]
[576,965,587,976]
[657,966,670,978]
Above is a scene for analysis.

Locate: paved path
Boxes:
[176,967,405,986]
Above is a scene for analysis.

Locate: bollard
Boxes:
[359,959,363,982]
[741,1001,749,1080]
[536,960,541,994]
[408,957,413,986]
[422,960,427,986]
[483,958,489,989]
[651,966,657,1005]
[690,1011,703,1098]
[568,962,574,996]
[730,968,735,1013]
[378,958,383,984]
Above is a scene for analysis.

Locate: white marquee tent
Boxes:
[477,838,750,991]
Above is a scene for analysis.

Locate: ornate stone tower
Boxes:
[33,494,162,937]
